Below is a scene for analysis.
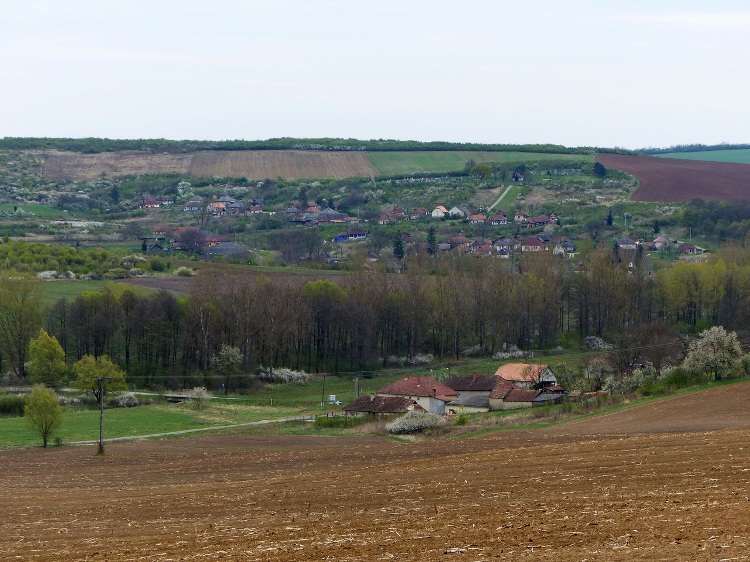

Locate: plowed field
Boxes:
[41,150,379,181]
[4,383,750,561]
[596,153,750,201]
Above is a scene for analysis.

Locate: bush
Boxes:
[175,266,193,277]
[493,345,524,360]
[314,416,347,429]
[111,392,139,408]
[188,386,211,409]
[149,257,166,272]
[453,413,469,426]
[461,345,487,358]
[386,354,434,367]
[386,410,446,434]
[0,393,26,417]
[104,267,131,279]
[256,367,311,384]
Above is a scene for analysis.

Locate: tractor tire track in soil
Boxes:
[4,382,750,561]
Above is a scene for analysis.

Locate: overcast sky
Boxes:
[2,1,749,149]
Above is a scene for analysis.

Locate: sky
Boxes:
[2,0,750,149]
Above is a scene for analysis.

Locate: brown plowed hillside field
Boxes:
[4,383,750,561]
[597,153,750,201]
[41,150,379,181]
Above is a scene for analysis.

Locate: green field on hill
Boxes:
[656,149,750,164]
[368,151,594,176]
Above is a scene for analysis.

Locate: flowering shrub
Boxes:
[256,367,311,384]
[386,410,446,434]
[584,336,612,350]
[387,354,433,367]
[462,345,487,357]
[175,266,194,277]
[188,387,211,409]
[493,345,524,360]
[113,392,139,408]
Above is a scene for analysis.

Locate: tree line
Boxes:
[3,245,750,390]
[0,137,635,155]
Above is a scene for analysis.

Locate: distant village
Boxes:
[138,193,705,261]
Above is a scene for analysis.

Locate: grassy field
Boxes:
[38,279,151,305]
[0,401,302,448]
[0,204,67,218]
[368,151,594,176]
[656,149,750,164]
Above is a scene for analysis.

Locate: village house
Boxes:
[553,239,577,257]
[521,237,544,253]
[494,363,558,390]
[432,205,449,218]
[616,236,638,250]
[526,215,552,229]
[182,196,203,212]
[651,236,669,250]
[449,205,471,219]
[494,238,517,254]
[344,395,425,417]
[678,241,701,255]
[487,211,508,225]
[377,375,457,415]
[447,235,472,250]
[140,194,160,209]
[332,228,367,243]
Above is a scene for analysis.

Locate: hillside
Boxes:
[655,148,750,164]
[38,149,591,181]
[596,153,750,201]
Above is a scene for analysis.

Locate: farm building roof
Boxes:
[344,395,425,415]
[378,376,457,401]
[446,374,501,392]
[494,363,552,383]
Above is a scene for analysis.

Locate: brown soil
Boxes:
[4,383,750,561]
[596,153,750,202]
[40,150,379,181]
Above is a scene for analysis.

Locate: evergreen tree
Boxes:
[393,233,405,261]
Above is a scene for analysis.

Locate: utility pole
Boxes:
[95,376,109,455]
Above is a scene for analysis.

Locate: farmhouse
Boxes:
[432,205,449,218]
[449,205,470,219]
[444,373,511,414]
[521,237,544,253]
[488,212,508,225]
[616,236,638,250]
[377,376,457,415]
[344,395,425,417]
[332,229,367,243]
[494,363,557,389]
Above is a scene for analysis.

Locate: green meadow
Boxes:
[656,149,750,164]
[367,151,594,176]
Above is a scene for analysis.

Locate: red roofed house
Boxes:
[521,237,544,252]
[344,395,425,417]
[444,373,513,414]
[489,387,542,410]
[377,375,457,415]
[494,363,557,389]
